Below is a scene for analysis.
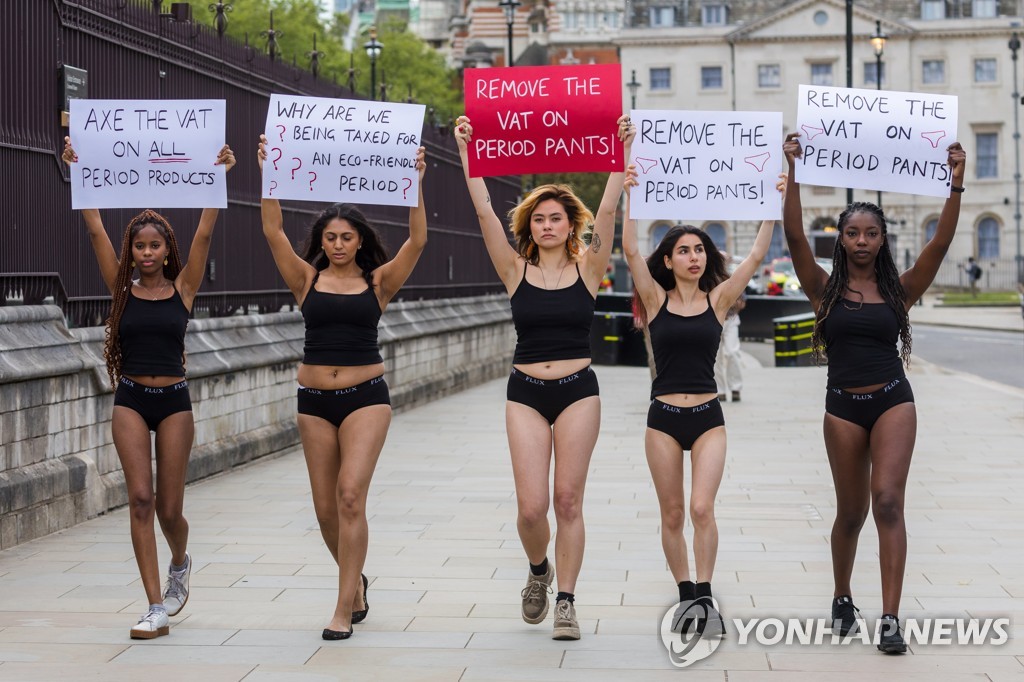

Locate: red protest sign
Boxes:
[464,64,623,177]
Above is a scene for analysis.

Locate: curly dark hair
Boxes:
[632,225,728,329]
[300,204,389,287]
[812,202,912,366]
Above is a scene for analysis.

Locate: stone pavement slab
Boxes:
[0,360,1021,679]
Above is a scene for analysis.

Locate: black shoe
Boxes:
[351,573,369,624]
[877,614,907,654]
[322,627,353,640]
[830,595,860,636]
[731,391,741,403]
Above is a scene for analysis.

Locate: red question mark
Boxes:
[276,124,286,141]
[402,178,413,200]
[290,157,302,180]
[270,147,283,171]
[268,180,278,196]
[308,171,317,191]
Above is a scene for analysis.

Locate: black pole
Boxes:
[876,42,883,209]
[370,59,376,101]
[845,0,853,207]
[507,22,513,67]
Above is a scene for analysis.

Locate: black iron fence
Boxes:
[1,0,513,324]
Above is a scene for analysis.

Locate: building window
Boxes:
[977,217,1000,258]
[924,218,938,245]
[704,223,727,251]
[701,66,723,89]
[972,0,997,17]
[649,6,674,26]
[813,10,829,25]
[604,12,620,28]
[922,59,945,85]
[974,58,996,83]
[766,224,786,261]
[811,63,834,86]
[702,4,726,25]
[562,12,577,29]
[758,64,781,88]
[650,223,672,252]
[976,132,998,178]
[650,67,671,91]
[921,0,946,19]
[864,61,885,86]
[584,11,597,28]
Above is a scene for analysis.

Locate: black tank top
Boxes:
[822,300,905,388]
[119,285,189,377]
[510,263,594,364]
[649,294,721,397]
[301,273,383,366]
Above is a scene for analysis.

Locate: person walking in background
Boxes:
[258,135,427,640]
[715,253,745,403]
[783,132,966,654]
[623,163,785,632]
[454,113,633,640]
[62,137,235,639]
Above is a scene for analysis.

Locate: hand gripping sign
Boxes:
[629,109,783,221]
[262,95,425,207]
[464,63,623,177]
[795,84,958,198]
[69,99,227,209]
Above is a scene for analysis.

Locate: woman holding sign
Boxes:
[257,135,426,640]
[623,165,785,633]
[783,133,965,654]
[454,114,633,641]
[62,137,235,639]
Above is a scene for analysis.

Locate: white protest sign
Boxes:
[69,99,226,209]
[629,110,783,221]
[262,95,424,207]
[796,84,958,198]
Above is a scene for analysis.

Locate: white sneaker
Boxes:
[162,552,191,617]
[130,607,170,639]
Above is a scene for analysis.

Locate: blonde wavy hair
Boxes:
[507,184,594,264]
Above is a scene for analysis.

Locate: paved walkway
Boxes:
[911,293,1023,332]
[1,347,1022,680]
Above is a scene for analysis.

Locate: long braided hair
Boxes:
[104,210,184,388]
[811,202,912,366]
[508,184,593,265]
[300,204,388,287]
[632,225,728,329]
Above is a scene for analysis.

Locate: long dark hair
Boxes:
[508,184,593,265]
[632,225,728,329]
[300,203,388,287]
[105,210,183,388]
[812,202,912,366]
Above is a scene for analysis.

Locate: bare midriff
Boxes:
[656,392,719,408]
[123,374,186,387]
[297,362,386,390]
[513,358,591,381]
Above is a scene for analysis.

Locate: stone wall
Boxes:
[0,296,514,548]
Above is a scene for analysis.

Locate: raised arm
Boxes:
[782,132,829,309]
[62,137,119,294]
[622,165,664,317]
[375,146,428,305]
[454,115,520,289]
[257,134,316,302]
[176,145,235,309]
[900,142,966,307]
[712,175,787,318]
[582,115,635,290]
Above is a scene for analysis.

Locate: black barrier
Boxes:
[773,312,816,367]
[591,293,648,366]
[739,295,814,340]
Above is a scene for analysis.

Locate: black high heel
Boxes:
[351,573,369,624]
[322,627,352,640]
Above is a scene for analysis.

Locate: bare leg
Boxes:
[689,426,726,582]
[823,414,871,598]
[506,402,554,566]
[550,396,600,594]
[298,415,343,562]
[869,403,916,616]
[112,407,161,605]
[154,411,194,566]
[645,428,690,583]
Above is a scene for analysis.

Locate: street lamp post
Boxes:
[498,0,521,67]
[364,26,383,101]
[626,69,641,110]
[845,0,853,206]
[871,20,887,210]
[1011,32,1023,285]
